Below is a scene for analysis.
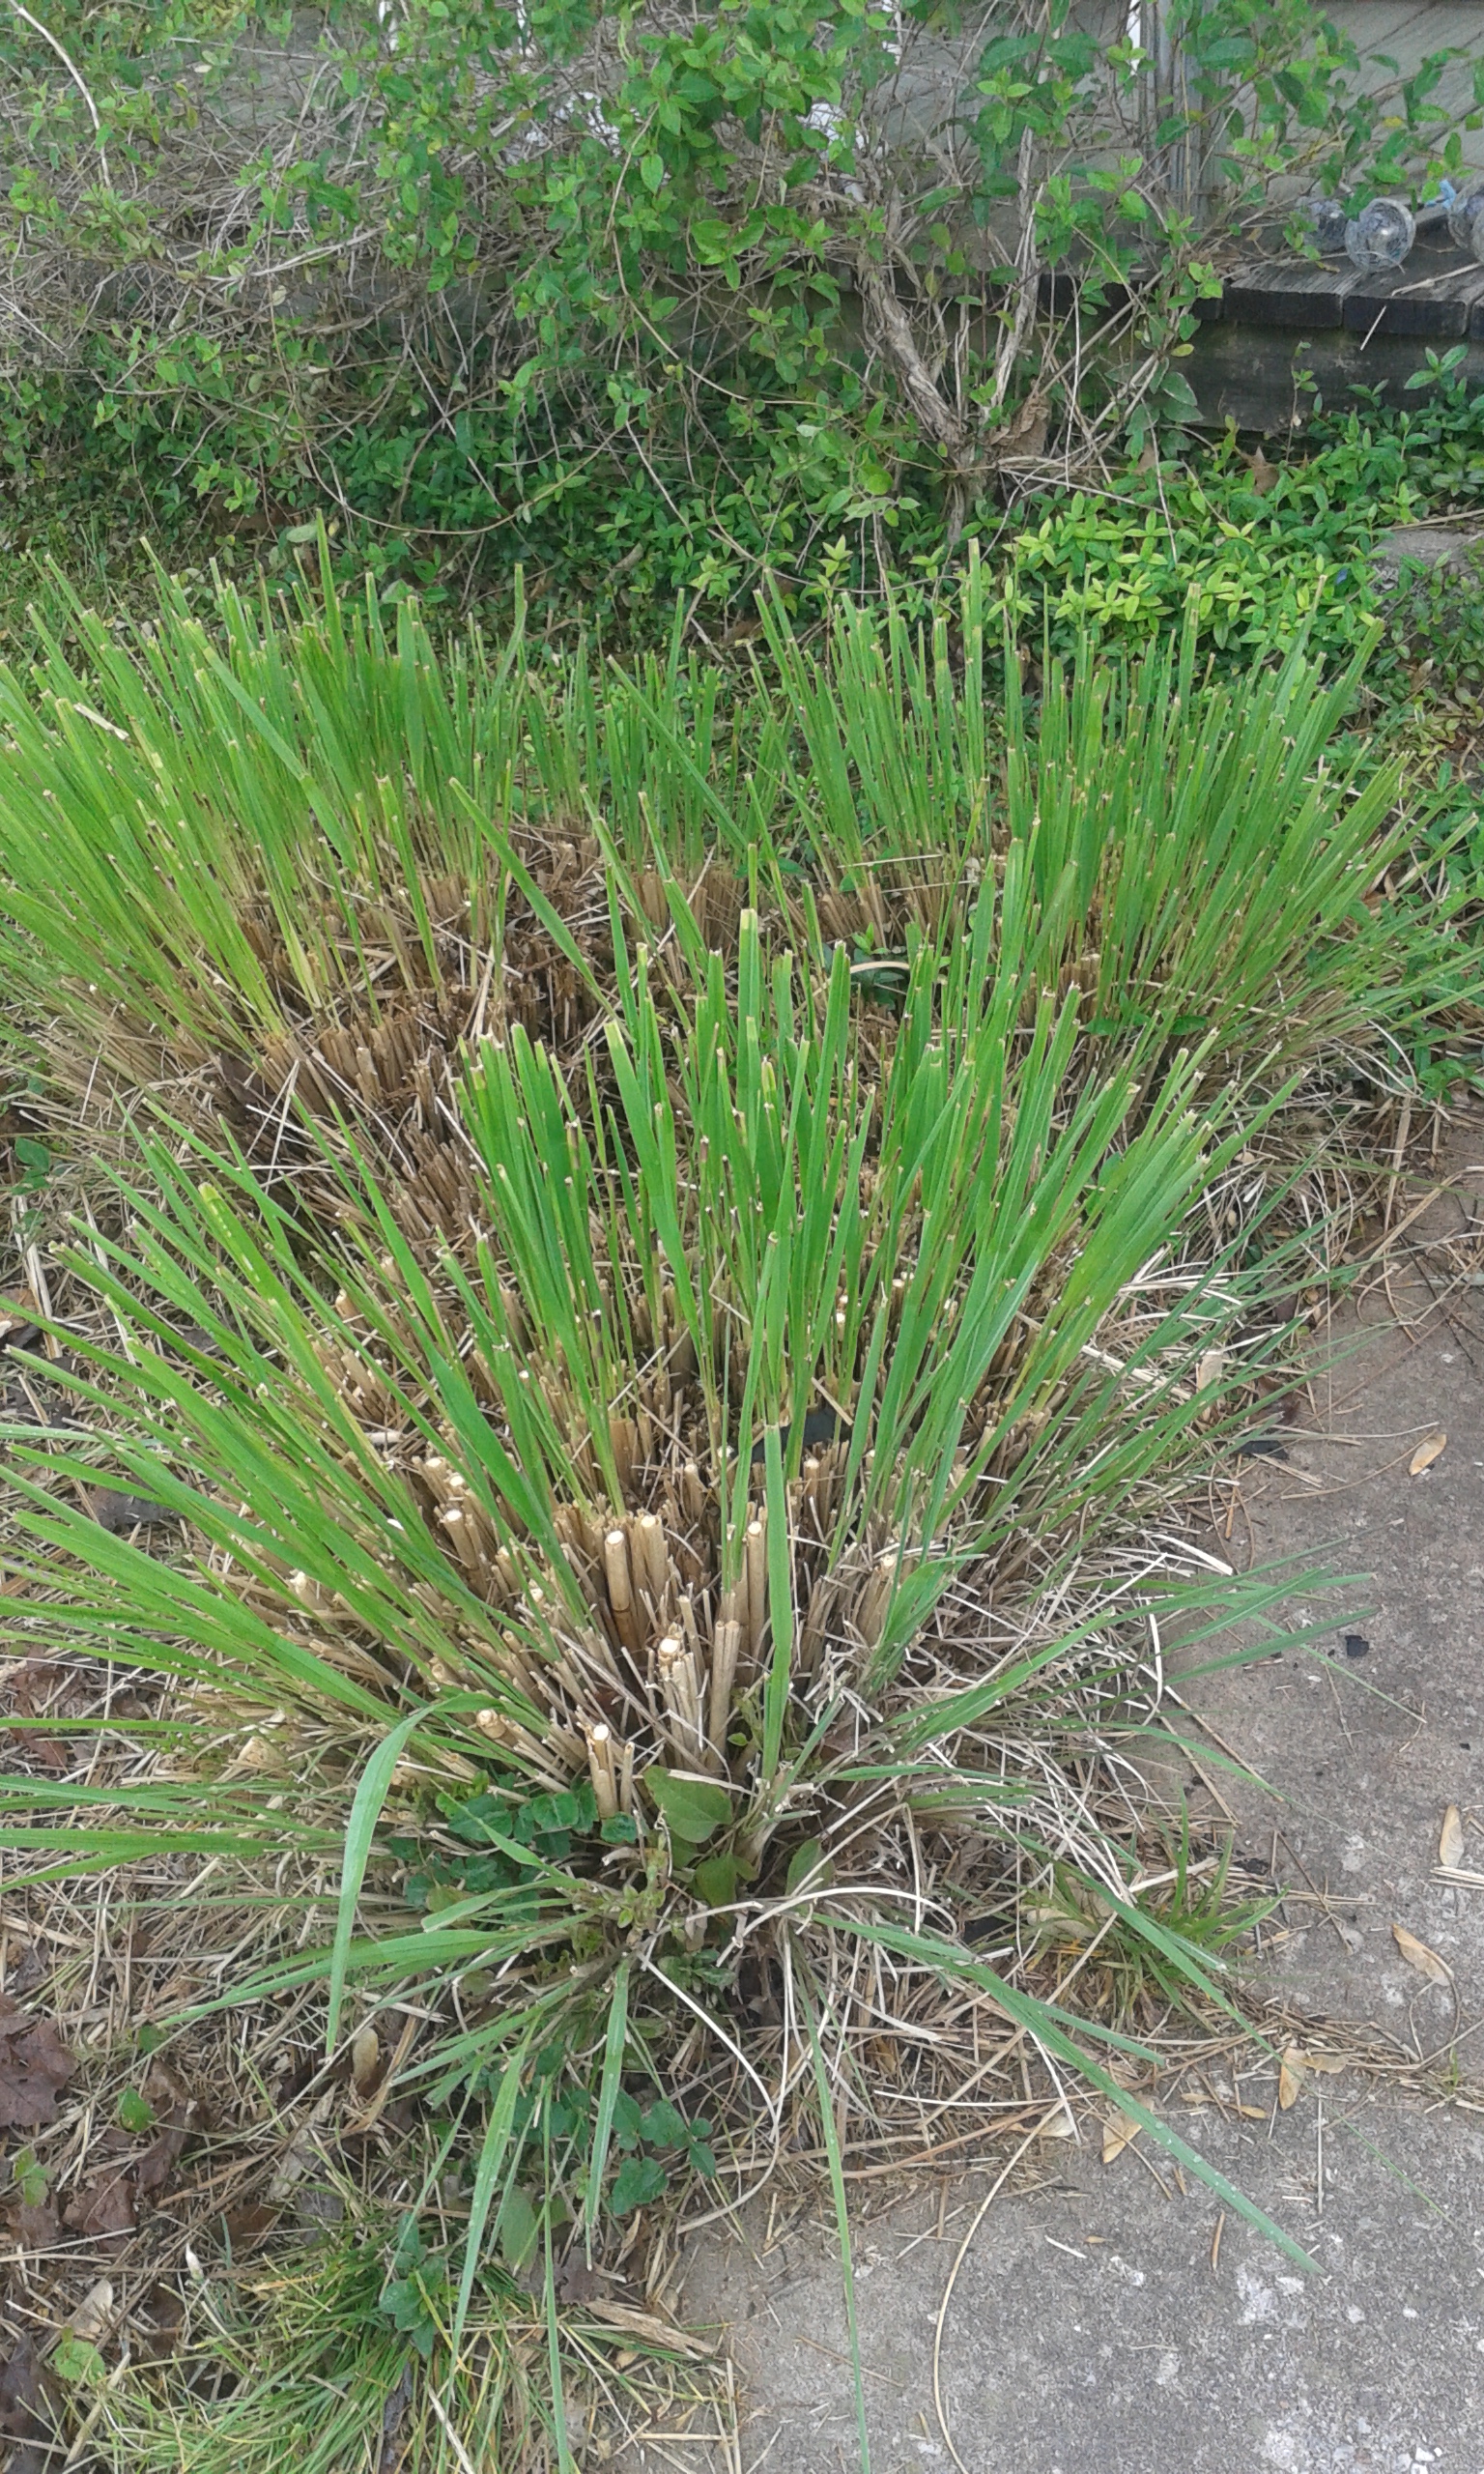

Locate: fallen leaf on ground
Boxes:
[1102,2112,1141,2163]
[63,2281,114,2345]
[87,1486,177,1535]
[8,2200,60,2247]
[0,1294,40,1350]
[1298,2050,1346,2075]
[135,2108,191,2199]
[579,2300,715,2358]
[0,2334,50,2474]
[51,2336,105,2388]
[1039,2102,1075,2138]
[0,1999,75,2127]
[1392,1921,1453,1986]
[1409,1430,1446,1476]
[137,2284,186,2365]
[222,2201,279,2251]
[556,2258,607,2304]
[350,2025,382,2097]
[1440,1804,1465,1869]
[65,2165,136,2238]
[1278,2048,1305,2109]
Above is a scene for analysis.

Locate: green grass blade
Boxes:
[327,1706,431,2058]
[453,2049,528,2350]
[585,1960,632,2245]
[801,1973,871,2474]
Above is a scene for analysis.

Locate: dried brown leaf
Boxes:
[0,1293,40,1351]
[1101,2111,1141,2163]
[135,2109,190,2199]
[1392,1921,1453,1987]
[0,2000,75,2128]
[64,2166,135,2239]
[1277,2048,1304,2110]
[222,2201,279,2250]
[556,2258,607,2304]
[1440,1804,1465,1870]
[8,2200,60,2247]
[88,1486,177,1535]
[137,2285,186,2366]
[1409,1430,1446,1477]
[351,2026,383,2098]
[579,2300,714,2358]
[0,2333,50,2473]
[64,2281,114,2347]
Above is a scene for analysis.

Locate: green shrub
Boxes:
[3,0,1480,641]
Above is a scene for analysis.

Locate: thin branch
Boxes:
[6,0,111,187]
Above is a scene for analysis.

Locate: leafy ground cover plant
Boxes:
[997,384,1484,668]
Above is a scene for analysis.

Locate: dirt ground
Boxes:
[642,1107,1484,2474]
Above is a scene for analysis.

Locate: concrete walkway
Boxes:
[651,1112,1484,2474]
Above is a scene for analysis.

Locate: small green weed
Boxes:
[1030,1825,1276,2027]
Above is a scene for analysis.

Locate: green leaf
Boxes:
[117,2086,155,2135]
[693,1850,738,1908]
[785,1837,833,1896]
[52,2336,105,2387]
[381,2276,441,2359]
[639,2098,688,2148]
[454,2048,527,2345]
[612,2090,643,2150]
[644,1768,731,1849]
[801,1982,870,2474]
[610,2153,667,2215]
[498,2183,540,2271]
[13,2147,47,2205]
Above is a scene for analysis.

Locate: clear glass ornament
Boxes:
[1300,195,1351,255]
[1444,180,1484,260]
[1344,198,1415,273]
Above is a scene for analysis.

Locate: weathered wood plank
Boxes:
[1459,270,1484,340]
[1342,256,1472,338]
[1221,261,1357,329]
[1185,319,1484,432]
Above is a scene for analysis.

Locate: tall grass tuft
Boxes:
[7,886,1327,2283]
[0,549,1462,1240]
[0,551,1459,2460]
